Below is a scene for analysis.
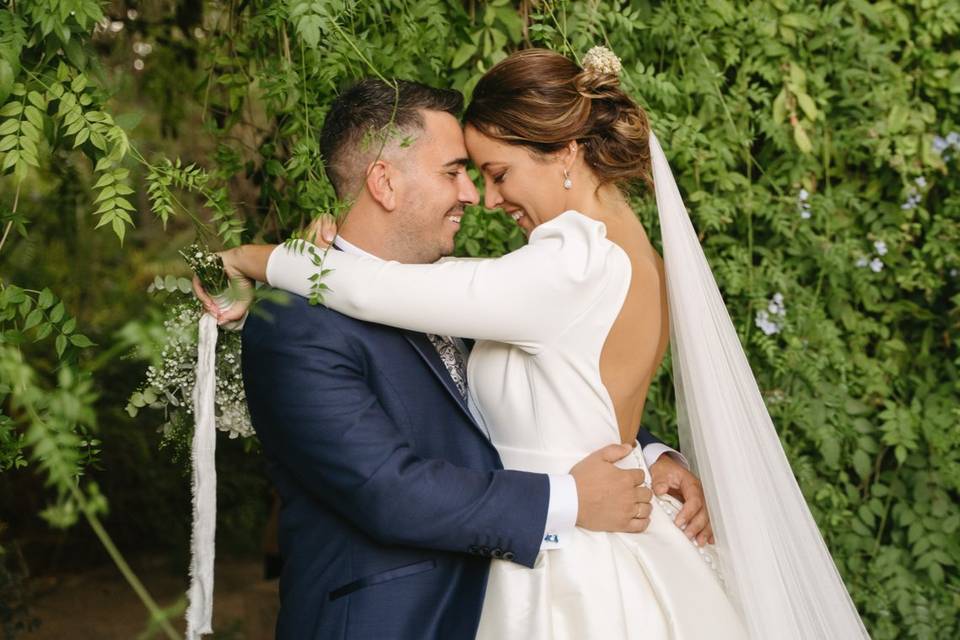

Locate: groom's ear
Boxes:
[364,159,398,211]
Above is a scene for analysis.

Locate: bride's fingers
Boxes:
[696,523,715,547]
[305,213,337,247]
[192,276,220,317]
[684,510,710,544]
[674,493,703,530]
[305,217,325,245]
[320,213,337,243]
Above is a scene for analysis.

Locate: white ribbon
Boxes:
[186,311,218,639]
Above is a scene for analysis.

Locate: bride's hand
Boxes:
[649,455,714,546]
[304,213,338,248]
[192,248,254,325]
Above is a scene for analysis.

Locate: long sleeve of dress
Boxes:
[266,211,628,352]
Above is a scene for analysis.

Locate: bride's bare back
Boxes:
[599,211,670,444]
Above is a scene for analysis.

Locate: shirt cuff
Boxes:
[540,474,578,550]
[641,443,689,470]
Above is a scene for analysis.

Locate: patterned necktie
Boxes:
[426,334,468,399]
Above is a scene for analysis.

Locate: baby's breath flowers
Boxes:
[127,245,255,461]
[582,46,622,77]
[179,243,228,293]
[127,302,254,451]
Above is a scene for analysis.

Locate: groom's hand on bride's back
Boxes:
[571,443,652,533]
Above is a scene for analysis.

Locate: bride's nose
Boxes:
[483,184,503,210]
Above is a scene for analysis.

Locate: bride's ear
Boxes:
[556,139,580,174]
[364,159,398,211]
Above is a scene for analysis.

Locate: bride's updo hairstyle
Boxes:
[463,48,653,192]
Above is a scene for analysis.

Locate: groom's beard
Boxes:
[391,200,461,264]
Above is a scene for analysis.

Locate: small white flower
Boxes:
[856,257,869,268]
[947,131,960,146]
[869,258,884,272]
[950,268,958,277]
[755,310,781,336]
[800,209,812,220]
[798,188,809,201]
[582,46,622,77]
[915,176,927,188]
[874,240,887,256]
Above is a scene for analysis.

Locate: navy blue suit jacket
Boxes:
[241,291,665,639]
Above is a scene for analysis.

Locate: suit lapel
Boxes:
[402,331,487,437]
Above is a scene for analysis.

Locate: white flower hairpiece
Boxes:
[582,46,622,77]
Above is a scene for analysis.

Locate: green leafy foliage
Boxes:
[0,0,958,636]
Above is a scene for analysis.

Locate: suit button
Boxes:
[479,546,490,556]
[502,551,514,561]
[490,548,503,558]
[468,545,480,554]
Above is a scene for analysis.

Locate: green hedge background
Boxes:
[1,1,958,637]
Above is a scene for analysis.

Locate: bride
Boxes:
[200,48,868,638]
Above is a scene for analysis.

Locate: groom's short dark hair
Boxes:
[321,79,464,198]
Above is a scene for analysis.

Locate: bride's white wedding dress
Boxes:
[267,210,748,639]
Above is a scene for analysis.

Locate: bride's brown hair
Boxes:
[463,48,653,192]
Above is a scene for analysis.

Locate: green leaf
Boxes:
[37,288,54,309]
[68,334,94,348]
[49,301,65,323]
[23,308,43,331]
[451,43,477,69]
[0,60,13,105]
[55,334,67,358]
[0,101,23,117]
[0,119,18,136]
[62,317,76,334]
[796,92,817,121]
[34,323,53,341]
[852,449,872,480]
[793,124,812,153]
[820,438,840,468]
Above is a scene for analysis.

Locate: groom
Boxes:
[237,79,711,639]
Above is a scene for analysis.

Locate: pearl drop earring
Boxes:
[563,170,572,190]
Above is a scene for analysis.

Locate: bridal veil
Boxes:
[650,130,870,638]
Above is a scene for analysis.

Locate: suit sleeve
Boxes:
[242,300,549,567]
[636,427,665,448]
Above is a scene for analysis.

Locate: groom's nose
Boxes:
[458,171,480,206]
